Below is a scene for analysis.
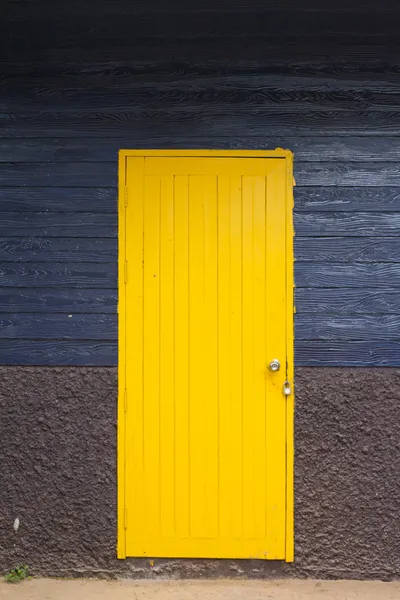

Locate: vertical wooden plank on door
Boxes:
[241,176,256,540]
[188,175,205,538]
[159,175,175,538]
[188,175,219,540]
[252,176,267,544]
[217,175,231,539]
[125,157,145,549]
[265,162,287,558]
[218,175,243,541]
[174,175,190,538]
[203,175,219,539]
[143,173,161,540]
[229,176,244,540]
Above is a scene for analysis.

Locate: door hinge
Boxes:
[124,261,128,283]
[124,187,129,207]
[124,389,128,412]
[124,506,128,529]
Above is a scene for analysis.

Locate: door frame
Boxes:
[117,149,294,561]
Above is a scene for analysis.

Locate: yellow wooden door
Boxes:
[120,151,293,560]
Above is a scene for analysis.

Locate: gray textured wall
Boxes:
[1,366,399,579]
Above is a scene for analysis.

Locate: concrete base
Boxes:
[1,367,400,579]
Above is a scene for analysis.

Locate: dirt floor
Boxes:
[1,579,400,600]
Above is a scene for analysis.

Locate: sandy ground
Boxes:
[0,579,400,600]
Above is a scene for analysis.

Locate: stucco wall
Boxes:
[1,366,399,579]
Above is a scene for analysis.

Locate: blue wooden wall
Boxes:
[2,0,400,366]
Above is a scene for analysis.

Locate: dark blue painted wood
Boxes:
[2,137,400,163]
[0,340,117,365]
[296,263,400,288]
[4,110,400,138]
[295,187,400,212]
[0,237,117,261]
[0,263,116,287]
[295,341,400,367]
[0,288,117,313]
[0,163,117,187]
[2,0,400,366]
[0,187,116,212]
[295,213,400,237]
[0,213,117,237]
[296,315,400,340]
[295,288,400,315]
[295,237,400,262]
[3,161,400,187]
[0,313,117,339]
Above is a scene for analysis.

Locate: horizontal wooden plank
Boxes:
[5,84,400,111]
[296,314,400,340]
[3,45,400,79]
[0,340,117,365]
[0,237,117,262]
[0,163,117,187]
[296,163,400,186]
[0,313,117,340]
[296,263,400,288]
[0,213,116,237]
[295,288,400,314]
[5,0,398,17]
[0,338,397,367]
[4,109,400,138]
[295,237,400,262]
[295,340,400,366]
[0,137,394,163]
[0,188,115,212]
[295,187,400,211]
[3,12,399,43]
[0,288,117,313]
[3,137,400,163]
[295,213,400,236]
[0,263,116,288]
[3,162,400,188]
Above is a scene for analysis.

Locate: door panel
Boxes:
[124,155,288,559]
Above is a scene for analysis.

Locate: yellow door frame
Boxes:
[117,149,294,561]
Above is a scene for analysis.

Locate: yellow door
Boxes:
[119,150,293,560]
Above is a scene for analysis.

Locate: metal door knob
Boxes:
[269,359,281,372]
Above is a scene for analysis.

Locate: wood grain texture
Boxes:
[295,341,400,366]
[296,163,400,186]
[0,163,117,186]
[5,85,400,110]
[0,288,117,313]
[4,12,399,42]
[0,187,116,212]
[295,237,400,262]
[0,313,117,339]
[0,340,117,365]
[5,161,400,187]
[295,213,400,236]
[296,263,400,288]
[295,187,400,211]
[3,45,400,78]
[295,288,400,314]
[0,213,117,237]
[2,0,400,366]
[5,0,399,17]
[0,237,117,261]
[296,314,400,340]
[4,110,400,138]
[0,263,116,288]
[1,137,400,163]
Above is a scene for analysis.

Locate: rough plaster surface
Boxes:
[1,367,400,579]
[2,579,400,600]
